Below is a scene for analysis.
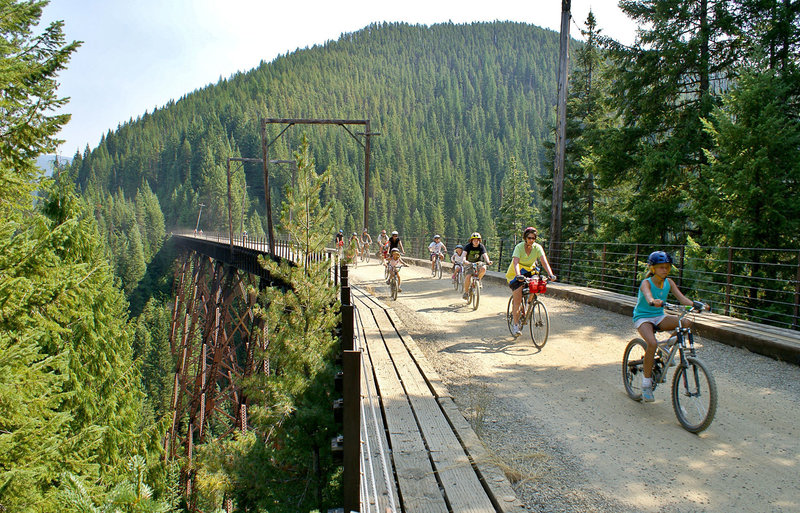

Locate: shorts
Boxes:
[465,262,485,276]
[633,314,667,330]
[508,269,533,291]
[430,252,443,261]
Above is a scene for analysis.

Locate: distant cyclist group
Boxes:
[334,226,556,324]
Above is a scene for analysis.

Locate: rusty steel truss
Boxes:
[165,249,267,499]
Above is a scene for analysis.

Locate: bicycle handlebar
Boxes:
[663,301,710,314]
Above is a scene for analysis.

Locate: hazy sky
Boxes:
[42,0,637,157]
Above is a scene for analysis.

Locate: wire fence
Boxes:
[397,236,800,331]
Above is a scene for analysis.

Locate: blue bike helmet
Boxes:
[647,251,673,266]
[455,244,463,249]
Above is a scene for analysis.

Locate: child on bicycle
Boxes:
[634,251,709,402]
[451,244,466,280]
[506,227,556,337]
[428,234,447,275]
[386,248,406,291]
[462,232,492,300]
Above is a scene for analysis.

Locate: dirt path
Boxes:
[350,260,800,513]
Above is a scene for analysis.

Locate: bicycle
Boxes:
[361,242,371,263]
[431,252,444,279]
[451,264,464,291]
[464,262,483,310]
[336,240,344,261]
[388,266,402,300]
[622,302,717,433]
[506,275,549,348]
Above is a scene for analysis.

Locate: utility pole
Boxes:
[549,0,571,274]
[194,203,205,234]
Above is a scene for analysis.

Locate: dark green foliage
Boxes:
[594,0,739,242]
[69,21,563,241]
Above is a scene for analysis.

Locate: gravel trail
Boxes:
[350,260,800,513]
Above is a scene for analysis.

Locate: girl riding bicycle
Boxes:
[428,234,447,275]
[506,227,556,337]
[451,244,466,280]
[634,251,708,402]
[386,248,406,292]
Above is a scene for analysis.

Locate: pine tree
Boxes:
[497,156,536,244]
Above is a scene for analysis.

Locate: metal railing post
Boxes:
[567,241,574,284]
[497,240,503,272]
[632,243,640,294]
[601,243,607,289]
[342,349,361,512]
[725,247,733,316]
[793,250,800,330]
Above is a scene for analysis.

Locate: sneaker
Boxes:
[641,386,655,402]
[462,293,469,300]
[511,324,521,337]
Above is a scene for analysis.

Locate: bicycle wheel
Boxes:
[506,295,527,334]
[365,247,370,263]
[436,258,443,279]
[384,264,390,280]
[528,299,549,349]
[390,276,398,301]
[471,281,480,310]
[452,270,459,290]
[672,357,717,433]
[622,338,647,401]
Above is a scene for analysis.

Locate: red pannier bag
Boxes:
[528,276,547,294]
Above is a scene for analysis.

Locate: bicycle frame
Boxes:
[652,309,698,384]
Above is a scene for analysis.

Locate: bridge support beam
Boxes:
[165,250,264,504]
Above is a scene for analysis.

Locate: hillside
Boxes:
[70,21,563,241]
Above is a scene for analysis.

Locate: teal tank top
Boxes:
[633,277,670,322]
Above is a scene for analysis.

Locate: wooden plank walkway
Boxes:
[352,286,525,513]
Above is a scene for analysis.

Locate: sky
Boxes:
[42,0,637,158]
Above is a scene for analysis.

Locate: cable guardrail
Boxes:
[383,235,799,331]
[353,302,398,513]
[178,228,799,330]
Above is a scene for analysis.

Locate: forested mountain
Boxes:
[70,21,564,242]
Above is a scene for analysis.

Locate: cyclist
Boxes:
[334,229,344,256]
[506,227,557,337]
[428,235,447,275]
[462,232,492,300]
[451,244,466,280]
[377,229,390,263]
[348,232,360,261]
[634,251,708,402]
[388,230,405,255]
[386,248,407,291]
[361,228,373,257]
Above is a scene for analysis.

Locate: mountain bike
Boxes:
[506,276,549,348]
[388,266,402,301]
[464,262,483,310]
[622,302,717,433]
[431,252,443,279]
[452,264,464,291]
[361,242,371,263]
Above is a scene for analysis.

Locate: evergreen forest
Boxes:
[2,0,800,511]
